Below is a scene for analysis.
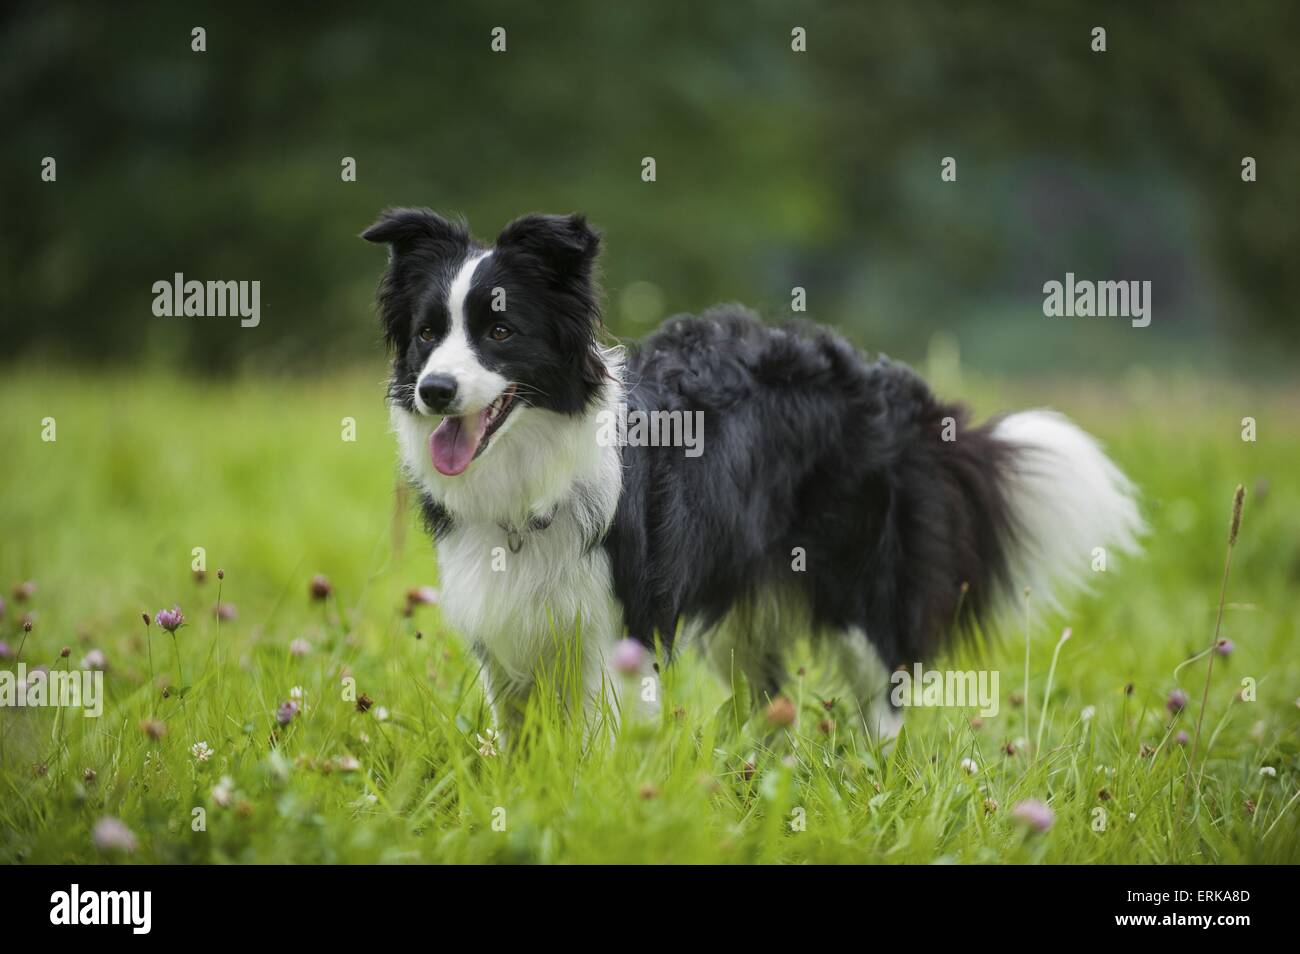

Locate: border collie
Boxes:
[363,209,1143,741]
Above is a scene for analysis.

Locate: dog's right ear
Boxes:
[361,208,464,253]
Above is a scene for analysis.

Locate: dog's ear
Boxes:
[495,213,600,274]
[361,208,464,252]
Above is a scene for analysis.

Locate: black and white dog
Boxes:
[363,209,1142,740]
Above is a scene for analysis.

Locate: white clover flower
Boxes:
[211,776,234,807]
[477,728,499,758]
[1081,705,1096,722]
[190,741,214,763]
[1259,766,1277,778]
[959,757,979,775]
[91,816,137,855]
[289,638,312,658]
[290,685,304,700]
[374,706,389,722]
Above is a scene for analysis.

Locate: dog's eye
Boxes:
[418,327,436,342]
[489,324,512,342]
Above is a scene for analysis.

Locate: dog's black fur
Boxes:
[609,308,1020,680]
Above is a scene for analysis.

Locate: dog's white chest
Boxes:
[435,515,622,685]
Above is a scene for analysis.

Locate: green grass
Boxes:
[1,366,1298,864]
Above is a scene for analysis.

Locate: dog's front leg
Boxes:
[475,648,530,749]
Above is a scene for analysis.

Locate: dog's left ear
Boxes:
[495,213,600,275]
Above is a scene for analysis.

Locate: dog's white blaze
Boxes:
[992,409,1144,609]
[415,251,509,414]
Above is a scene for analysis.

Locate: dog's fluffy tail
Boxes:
[990,410,1144,613]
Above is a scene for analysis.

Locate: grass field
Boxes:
[1,366,1298,864]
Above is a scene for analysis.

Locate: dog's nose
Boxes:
[418,374,459,411]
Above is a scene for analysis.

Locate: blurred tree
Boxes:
[1,1,1295,375]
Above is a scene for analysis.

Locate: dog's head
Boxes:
[363,210,606,476]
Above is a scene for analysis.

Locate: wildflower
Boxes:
[765,697,797,727]
[817,718,835,734]
[213,602,237,621]
[139,718,166,740]
[154,606,184,633]
[91,816,137,854]
[610,638,647,676]
[211,776,234,807]
[193,568,206,583]
[983,798,999,814]
[13,581,35,602]
[335,755,361,772]
[373,706,389,722]
[83,767,97,784]
[82,649,107,671]
[1216,639,1234,657]
[477,728,499,757]
[638,782,660,799]
[190,741,214,762]
[289,638,312,658]
[1010,799,1055,834]
[289,686,305,709]
[969,716,984,730]
[22,614,33,632]
[1175,730,1190,746]
[0,596,5,620]
[59,646,70,658]
[959,757,979,775]
[405,586,439,611]
[1259,766,1277,778]
[0,641,11,661]
[276,700,299,726]
[1129,812,1138,821]
[1166,688,1188,714]
[355,692,373,713]
[1081,705,1096,722]
[309,574,332,600]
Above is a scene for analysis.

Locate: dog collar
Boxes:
[498,509,555,553]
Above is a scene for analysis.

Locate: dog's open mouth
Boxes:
[428,385,518,476]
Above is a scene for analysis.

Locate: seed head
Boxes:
[1229,484,1245,546]
[765,697,797,727]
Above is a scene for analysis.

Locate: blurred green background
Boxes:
[2,0,1297,378]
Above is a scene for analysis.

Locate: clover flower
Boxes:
[155,606,185,633]
[91,816,137,854]
[1010,799,1055,833]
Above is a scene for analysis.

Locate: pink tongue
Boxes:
[430,413,488,476]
